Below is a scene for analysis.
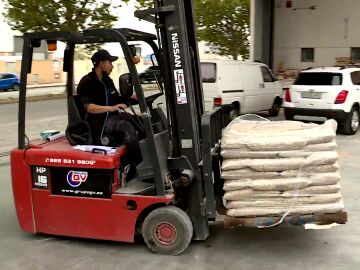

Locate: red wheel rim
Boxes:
[155,222,177,245]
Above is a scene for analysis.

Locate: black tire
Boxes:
[142,206,193,255]
[12,84,20,91]
[284,109,294,120]
[269,99,281,117]
[224,105,240,125]
[229,107,240,120]
[341,106,359,135]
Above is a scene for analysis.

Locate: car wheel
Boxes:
[142,206,193,255]
[269,99,281,117]
[341,106,359,135]
[224,106,240,125]
[284,109,294,120]
[12,84,20,91]
[229,108,240,120]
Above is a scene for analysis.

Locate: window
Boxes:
[351,48,360,63]
[6,62,16,73]
[351,71,360,85]
[2,74,15,79]
[261,66,274,82]
[204,42,218,55]
[200,63,216,83]
[301,48,314,62]
[294,72,342,86]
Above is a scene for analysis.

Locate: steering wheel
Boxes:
[127,92,163,107]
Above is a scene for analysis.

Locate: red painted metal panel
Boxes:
[10,149,35,233]
[25,138,126,169]
[11,138,174,243]
[32,190,173,242]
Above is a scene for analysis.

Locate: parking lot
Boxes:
[0,98,359,269]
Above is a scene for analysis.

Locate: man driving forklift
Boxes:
[77,49,143,168]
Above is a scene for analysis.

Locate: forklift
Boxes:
[11,0,225,255]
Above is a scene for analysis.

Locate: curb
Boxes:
[0,93,67,105]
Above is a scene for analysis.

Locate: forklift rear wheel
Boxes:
[142,206,193,255]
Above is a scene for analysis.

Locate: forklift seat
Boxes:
[65,95,93,145]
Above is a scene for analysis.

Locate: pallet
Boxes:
[224,210,347,228]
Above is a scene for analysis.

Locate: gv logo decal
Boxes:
[67,171,88,187]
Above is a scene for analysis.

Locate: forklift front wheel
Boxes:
[142,206,193,255]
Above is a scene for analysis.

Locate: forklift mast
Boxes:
[135,0,223,240]
[136,0,204,165]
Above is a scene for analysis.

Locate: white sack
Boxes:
[223,173,340,193]
[222,188,282,198]
[222,120,337,151]
[221,152,338,171]
[283,184,341,195]
[308,172,341,186]
[221,149,336,159]
[226,200,345,217]
[222,170,281,179]
[223,178,312,192]
[223,186,341,199]
[226,193,342,208]
[303,141,337,151]
[221,165,339,180]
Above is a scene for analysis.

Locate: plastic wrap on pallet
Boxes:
[221,118,337,151]
[226,193,342,208]
[226,200,345,217]
[221,147,337,159]
[221,164,340,179]
[222,152,338,171]
[221,116,346,223]
[223,172,340,191]
[223,173,340,192]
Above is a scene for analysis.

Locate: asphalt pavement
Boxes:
[0,84,67,104]
[1,132,359,269]
[0,84,359,269]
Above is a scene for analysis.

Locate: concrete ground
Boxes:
[0,87,359,269]
[1,126,359,269]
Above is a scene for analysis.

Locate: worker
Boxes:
[77,49,142,168]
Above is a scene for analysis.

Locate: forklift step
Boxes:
[115,178,155,195]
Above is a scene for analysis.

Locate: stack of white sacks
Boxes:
[221,118,346,218]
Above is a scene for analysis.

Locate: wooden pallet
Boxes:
[224,210,347,228]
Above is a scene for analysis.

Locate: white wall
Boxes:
[273,0,360,70]
[0,2,15,53]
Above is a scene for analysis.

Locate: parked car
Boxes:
[0,73,20,91]
[282,66,360,135]
[201,60,283,124]
[138,66,162,84]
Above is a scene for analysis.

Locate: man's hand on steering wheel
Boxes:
[110,103,127,112]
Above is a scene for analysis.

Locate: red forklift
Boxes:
[11,0,225,255]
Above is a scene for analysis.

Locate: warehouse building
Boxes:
[251,0,360,77]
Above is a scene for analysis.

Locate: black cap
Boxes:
[91,49,118,65]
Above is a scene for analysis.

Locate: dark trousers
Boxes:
[104,112,143,165]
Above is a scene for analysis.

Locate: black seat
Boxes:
[65,95,93,145]
[74,95,87,120]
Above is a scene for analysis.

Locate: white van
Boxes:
[201,60,283,123]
